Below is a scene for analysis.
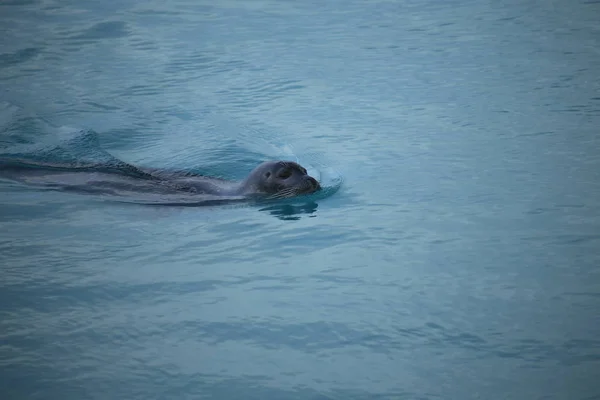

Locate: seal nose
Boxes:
[306,176,320,191]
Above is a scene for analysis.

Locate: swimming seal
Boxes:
[0,159,321,205]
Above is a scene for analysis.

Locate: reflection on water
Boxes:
[259,201,319,220]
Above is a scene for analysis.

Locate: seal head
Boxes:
[238,160,320,198]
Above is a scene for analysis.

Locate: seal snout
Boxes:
[306,176,321,191]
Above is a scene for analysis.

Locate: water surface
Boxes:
[1,0,599,399]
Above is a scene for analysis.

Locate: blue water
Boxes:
[1,0,600,399]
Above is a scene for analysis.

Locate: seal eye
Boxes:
[264,172,271,178]
[278,169,292,179]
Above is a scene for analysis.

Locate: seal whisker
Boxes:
[266,187,298,200]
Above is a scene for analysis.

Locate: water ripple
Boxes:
[0,47,40,68]
[69,21,130,41]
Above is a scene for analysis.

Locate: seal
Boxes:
[0,159,321,204]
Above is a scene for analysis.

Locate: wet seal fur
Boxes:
[0,159,321,205]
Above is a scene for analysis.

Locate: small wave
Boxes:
[0,47,40,68]
[68,21,130,42]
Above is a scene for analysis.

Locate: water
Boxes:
[1,0,599,399]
